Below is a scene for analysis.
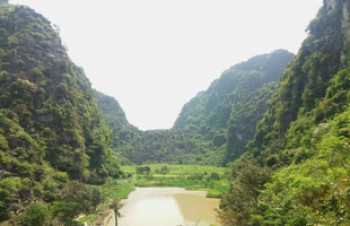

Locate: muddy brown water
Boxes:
[106,187,221,226]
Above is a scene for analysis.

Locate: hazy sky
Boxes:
[10,0,323,130]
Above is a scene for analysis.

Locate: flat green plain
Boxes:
[122,164,230,198]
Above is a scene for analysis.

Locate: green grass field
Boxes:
[122,164,230,198]
[122,164,227,175]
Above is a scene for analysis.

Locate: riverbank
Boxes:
[78,164,229,225]
[77,178,135,225]
[106,187,221,226]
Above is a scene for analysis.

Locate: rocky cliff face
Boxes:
[324,0,337,11]
[323,0,350,65]
[341,0,350,63]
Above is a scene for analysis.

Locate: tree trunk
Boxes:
[114,209,118,226]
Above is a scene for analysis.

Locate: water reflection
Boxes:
[107,187,220,226]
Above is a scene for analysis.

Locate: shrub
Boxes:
[136,165,151,174]
[209,172,221,180]
[159,165,170,174]
[20,203,49,226]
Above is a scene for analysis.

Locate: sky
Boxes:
[10,0,323,131]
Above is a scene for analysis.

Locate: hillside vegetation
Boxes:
[2,0,350,225]
[0,3,120,224]
[97,50,294,165]
[218,1,350,225]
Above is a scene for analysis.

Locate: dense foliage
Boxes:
[97,51,293,165]
[219,1,350,225]
[93,99,224,164]
[94,90,139,163]
[174,50,294,164]
[250,0,345,162]
[94,90,220,166]
[225,83,277,163]
[0,3,120,224]
[3,0,349,225]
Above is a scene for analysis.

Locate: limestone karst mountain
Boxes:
[0,3,120,223]
[98,50,294,165]
[219,1,350,224]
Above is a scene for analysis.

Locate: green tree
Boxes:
[160,165,170,174]
[51,201,79,226]
[136,166,151,174]
[209,172,220,180]
[218,163,270,226]
[110,199,123,226]
[21,203,49,226]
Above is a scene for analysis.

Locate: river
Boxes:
[106,187,221,226]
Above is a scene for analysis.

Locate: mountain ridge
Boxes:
[2,1,347,225]
[97,49,294,165]
[0,3,120,223]
[219,1,350,224]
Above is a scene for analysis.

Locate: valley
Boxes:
[1,0,350,226]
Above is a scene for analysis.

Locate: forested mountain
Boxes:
[93,92,219,164]
[219,1,350,225]
[97,50,294,166]
[4,0,349,224]
[122,129,222,165]
[174,50,294,131]
[94,90,139,157]
[0,3,120,224]
[174,50,294,164]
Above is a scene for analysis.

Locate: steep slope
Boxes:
[225,82,278,163]
[94,90,142,164]
[0,3,120,223]
[94,90,137,148]
[174,50,294,164]
[98,50,294,165]
[174,50,294,131]
[94,92,218,164]
[251,0,345,160]
[219,1,350,225]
